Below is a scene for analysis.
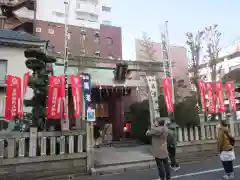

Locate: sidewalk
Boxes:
[92,144,221,176]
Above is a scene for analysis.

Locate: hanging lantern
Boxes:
[106,85,109,96]
[124,84,127,95]
[113,84,117,92]
[100,103,104,118]
[136,85,139,97]
[99,84,102,99]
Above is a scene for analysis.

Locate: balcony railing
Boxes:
[75,2,100,16]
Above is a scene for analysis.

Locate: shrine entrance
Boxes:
[53,55,163,147]
[91,86,131,142]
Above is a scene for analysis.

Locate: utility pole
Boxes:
[161,21,175,122]
[33,0,37,35]
[62,0,70,131]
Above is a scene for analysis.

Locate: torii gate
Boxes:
[53,54,164,170]
[54,55,164,125]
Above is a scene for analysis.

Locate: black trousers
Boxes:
[155,157,171,180]
[168,146,179,167]
[222,161,233,174]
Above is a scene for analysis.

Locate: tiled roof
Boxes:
[0,29,45,42]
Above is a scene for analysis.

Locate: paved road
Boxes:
[79,155,240,180]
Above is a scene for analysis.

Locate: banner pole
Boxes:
[62,0,70,131]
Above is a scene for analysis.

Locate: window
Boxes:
[102,20,112,25]
[67,32,71,39]
[0,60,7,85]
[76,2,80,9]
[36,27,41,32]
[52,11,64,18]
[48,28,54,35]
[102,6,111,12]
[106,37,113,45]
[76,12,98,22]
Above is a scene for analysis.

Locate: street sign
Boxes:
[87,108,95,122]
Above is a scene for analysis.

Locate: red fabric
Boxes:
[23,72,30,98]
[5,75,22,120]
[47,76,65,119]
[162,77,174,112]
[70,75,82,119]
[215,81,226,112]
[225,81,236,112]
[206,82,216,114]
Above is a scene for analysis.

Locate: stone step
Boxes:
[100,140,144,148]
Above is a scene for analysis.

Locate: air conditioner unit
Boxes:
[94,31,100,37]
[36,27,41,32]
[94,51,100,56]
[81,49,86,54]
[48,28,54,35]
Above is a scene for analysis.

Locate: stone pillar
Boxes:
[177,128,183,142]
[200,124,206,140]
[114,97,124,140]
[108,97,115,139]
[0,16,6,29]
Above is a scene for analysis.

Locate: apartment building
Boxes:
[0,0,122,58]
[193,43,240,85]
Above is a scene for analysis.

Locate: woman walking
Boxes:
[217,120,235,179]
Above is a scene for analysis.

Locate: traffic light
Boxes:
[24,48,56,129]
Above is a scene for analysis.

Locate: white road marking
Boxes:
[172,164,240,179]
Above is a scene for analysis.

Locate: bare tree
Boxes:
[203,24,222,82]
[141,32,157,61]
[186,30,204,107]
[203,24,222,121]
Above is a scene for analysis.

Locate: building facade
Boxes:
[0,0,122,58]
[133,39,190,102]
[0,29,47,117]
[192,43,240,85]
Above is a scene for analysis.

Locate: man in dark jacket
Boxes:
[167,123,180,171]
[146,118,171,180]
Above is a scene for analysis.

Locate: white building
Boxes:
[13,0,113,29]
[190,43,240,86]
[0,29,47,116]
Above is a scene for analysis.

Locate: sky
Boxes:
[110,0,240,60]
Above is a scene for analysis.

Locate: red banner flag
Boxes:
[162,77,174,112]
[5,75,22,120]
[47,76,65,119]
[205,82,216,114]
[70,75,82,119]
[197,80,206,112]
[215,81,226,112]
[59,76,66,120]
[225,81,236,112]
[23,72,30,97]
